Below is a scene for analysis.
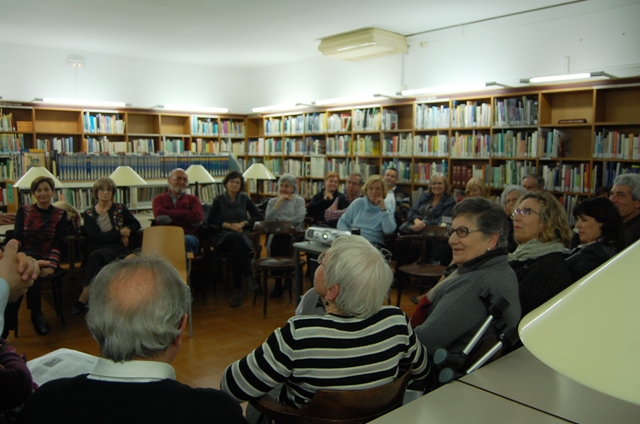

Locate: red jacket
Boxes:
[152,191,203,236]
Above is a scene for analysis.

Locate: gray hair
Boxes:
[323,235,392,318]
[452,197,510,249]
[500,185,527,206]
[522,173,545,190]
[86,254,191,362]
[278,173,298,192]
[613,174,640,200]
[348,172,364,184]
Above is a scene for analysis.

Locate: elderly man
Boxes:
[521,173,545,192]
[324,172,363,228]
[610,173,640,247]
[152,168,204,253]
[17,254,247,424]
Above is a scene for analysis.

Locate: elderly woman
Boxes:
[337,174,396,248]
[306,172,341,226]
[2,176,67,337]
[265,173,306,298]
[565,197,624,282]
[465,177,487,198]
[411,198,521,356]
[208,170,263,308]
[69,177,141,315]
[509,192,573,316]
[221,235,429,420]
[500,185,527,253]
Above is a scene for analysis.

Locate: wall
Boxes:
[1,0,638,114]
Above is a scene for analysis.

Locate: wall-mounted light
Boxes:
[156,104,228,114]
[34,98,128,108]
[400,82,507,97]
[520,71,616,84]
[314,93,392,106]
[251,102,313,113]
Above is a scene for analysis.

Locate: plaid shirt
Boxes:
[324,192,362,225]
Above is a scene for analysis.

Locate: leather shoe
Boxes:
[69,301,88,316]
[32,314,50,336]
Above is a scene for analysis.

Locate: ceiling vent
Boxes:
[318,28,407,61]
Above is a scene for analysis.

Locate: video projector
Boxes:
[305,227,351,246]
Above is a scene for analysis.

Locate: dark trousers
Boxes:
[84,245,128,286]
[216,233,252,290]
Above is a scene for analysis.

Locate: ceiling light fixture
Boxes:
[251,103,313,113]
[314,93,391,107]
[34,98,128,108]
[157,104,228,114]
[520,71,616,84]
[400,82,507,97]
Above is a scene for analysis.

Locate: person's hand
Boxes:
[372,197,386,210]
[120,227,132,237]
[327,204,338,211]
[0,240,37,302]
[411,219,426,232]
[121,236,130,247]
[229,223,244,233]
[40,267,54,278]
[323,191,334,201]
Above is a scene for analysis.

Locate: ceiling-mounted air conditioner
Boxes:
[318,28,407,61]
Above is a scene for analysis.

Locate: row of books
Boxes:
[414,134,449,157]
[353,108,382,132]
[381,110,399,131]
[598,162,640,187]
[190,117,246,137]
[540,163,591,193]
[326,135,352,155]
[0,112,14,132]
[0,133,25,152]
[594,131,639,159]
[0,185,12,206]
[355,136,380,156]
[382,160,411,183]
[308,156,325,178]
[327,113,351,133]
[492,130,539,158]
[305,113,327,133]
[192,138,245,155]
[487,160,538,188]
[83,112,125,134]
[452,164,486,186]
[540,129,572,158]
[451,132,491,158]
[452,101,492,128]
[382,134,413,156]
[412,160,448,185]
[494,97,538,127]
[415,104,450,130]
[37,137,75,153]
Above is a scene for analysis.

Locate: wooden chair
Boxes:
[395,226,448,306]
[141,225,193,337]
[250,366,413,424]
[250,221,303,318]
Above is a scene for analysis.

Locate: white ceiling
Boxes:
[0,0,581,70]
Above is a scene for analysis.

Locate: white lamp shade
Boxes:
[108,166,147,187]
[14,166,64,189]
[185,164,215,184]
[243,163,276,180]
[519,239,640,405]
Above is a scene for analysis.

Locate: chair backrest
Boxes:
[251,367,412,424]
[141,226,188,284]
[250,221,298,259]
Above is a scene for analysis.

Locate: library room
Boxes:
[1,0,639,423]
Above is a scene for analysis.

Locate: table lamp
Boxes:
[14,166,64,206]
[243,163,276,201]
[185,164,215,198]
[109,166,147,206]
[519,239,640,405]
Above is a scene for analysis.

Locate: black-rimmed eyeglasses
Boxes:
[447,226,482,238]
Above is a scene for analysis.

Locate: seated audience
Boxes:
[207,171,263,308]
[70,177,141,316]
[306,172,341,226]
[509,192,573,316]
[3,176,66,337]
[324,172,363,227]
[17,254,247,424]
[464,177,487,198]
[383,167,411,227]
[264,173,306,298]
[411,198,521,356]
[565,197,624,282]
[152,168,204,253]
[500,185,527,253]
[521,173,545,192]
[609,173,640,247]
[221,235,428,421]
[337,174,396,248]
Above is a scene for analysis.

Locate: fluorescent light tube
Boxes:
[252,103,309,113]
[401,82,495,97]
[521,72,615,84]
[35,98,127,108]
[160,104,228,114]
[314,93,388,106]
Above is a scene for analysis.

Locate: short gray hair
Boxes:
[452,197,510,249]
[523,173,545,190]
[86,254,191,362]
[500,185,527,206]
[278,173,298,192]
[613,174,640,200]
[323,235,392,318]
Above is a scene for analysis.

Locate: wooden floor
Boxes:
[6,273,421,392]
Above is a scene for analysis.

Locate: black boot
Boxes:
[32,313,50,336]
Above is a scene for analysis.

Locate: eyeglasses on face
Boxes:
[511,208,541,219]
[447,226,482,238]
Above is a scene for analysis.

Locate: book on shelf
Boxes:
[83,112,125,134]
[1,133,25,152]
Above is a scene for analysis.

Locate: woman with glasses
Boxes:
[69,177,140,315]
[222,235,429,421]
[565,197,624,283]
[500,185,527,252]
[509,191,572,316]
[411,198,521,358]
[337,174,396,248]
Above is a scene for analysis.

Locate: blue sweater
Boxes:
[337,197,396,246]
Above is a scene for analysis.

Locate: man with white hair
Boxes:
[610,173,640,247]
